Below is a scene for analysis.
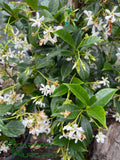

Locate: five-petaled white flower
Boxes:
[95,132,106,143]
[30,12,44,28]
[105,6,120,23]
[84,10,93,26]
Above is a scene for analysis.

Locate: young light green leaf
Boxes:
[64,84,89,105]
[90,88,118,107]
[54,29,75,48]
[87,105,107,129]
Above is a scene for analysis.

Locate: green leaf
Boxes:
[24,0,38,11]
[48,0,59,13]
[78,36,103,48]
[51,134,69,146]
[6,120,25,137]
[34,75,45,85]
[81,116,93,145]
[35,57,53,69]
[0,120,25,137]
[64,84,89,105]
[19,72,28,85]
[61,61,73,81]
[87,105,107,129]
[69,140,87,153]
[71,77,84,85]
[77,60,90,81]
[52,103,81,119]
[0,104,12,116]
[51,84,68,97]
[90,88,118,107]
[41,9,55,22]
[50,97,65,113]
[102,62,114,71]
[54,29,75,48]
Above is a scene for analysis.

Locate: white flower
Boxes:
[35,100,45,107]
[30,12,44,28]
[84,10,93,26]
[42,26,57,45]
[39,84,50,96]
[54,26,63,30]
[113,112,120,122]
[0,142,9,153]
[66,57,72,61]
[95,132,106,143]
[105,6,120,23]
[115,48,120,65]
[99,77,109,86]
[48,85,55,95]
[92,25,99,36]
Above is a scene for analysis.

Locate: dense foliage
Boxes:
[0,0,120,159]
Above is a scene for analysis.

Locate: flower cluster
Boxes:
[39,84,56,96]
[22,110,50,136]
[0,141,9,154]
[95,132,106,143]
[84,6,120,40]
[0,91,24,105]
[59,124,86,143]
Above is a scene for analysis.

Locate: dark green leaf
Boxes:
[24,0,38,11]
[51,84,68,97]
[77,60,90,81]
[54,29,75,48]
[64,83,89,105]
[61,61,73,81]
[81,116,93,145]
[51,134,69,146]
[87,105,107,129]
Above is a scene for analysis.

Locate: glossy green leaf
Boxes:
[87,105,107,129]
[71,77,84,85]
[24,0,38,11]
[61,61,73,81]
[64,84,89,105]
[90,88,118,107]
[81,116,93,145]
[51,134,69,146]
[78,36,103,48]
[77,60,90,81]
[51,103,81,119]
[54,29,75,48]
[51,84,68,97]
[50,97,65,113]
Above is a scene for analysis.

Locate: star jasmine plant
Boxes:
[0,0,120,159]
